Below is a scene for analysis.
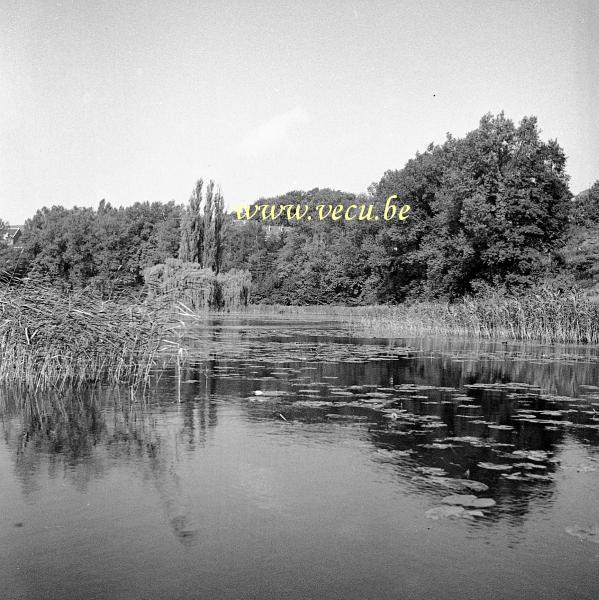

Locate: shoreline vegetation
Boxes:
[252,290,599,345]
[0,279,172,390]
[1,278,599,390]
[351,293,599,345]
[0,262,252,389]
[4,115,598,311]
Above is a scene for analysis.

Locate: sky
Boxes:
[1,0,598,224]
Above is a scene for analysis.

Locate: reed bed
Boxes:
[251,290,599,345]
[0,280,172,390]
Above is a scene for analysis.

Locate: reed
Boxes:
[249,290,599,344]
[0,279,172,389]
[349,293,599,344]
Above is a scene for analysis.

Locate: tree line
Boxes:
[1,113,597,302]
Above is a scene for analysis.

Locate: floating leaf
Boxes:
[425,506,465,520]
[464,510,486,518]
[478,462,513,471]
[416,467,447,476]
[459,480,489,492]
[442,494,496,508]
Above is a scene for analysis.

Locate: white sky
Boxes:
[1,0,598,224]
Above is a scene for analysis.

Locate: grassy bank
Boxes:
[0,280,172,389]
[251,290,599,345]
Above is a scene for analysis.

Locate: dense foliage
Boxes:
[144,258,251,310]
[1,113,595,303]
[558,181,599,293]
[12,201,181,293]
[224,113,575,302]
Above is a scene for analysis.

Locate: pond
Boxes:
[2,314,599,599]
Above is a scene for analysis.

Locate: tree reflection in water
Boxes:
[0,385,217,546]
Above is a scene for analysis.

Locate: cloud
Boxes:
[234,107,308,157]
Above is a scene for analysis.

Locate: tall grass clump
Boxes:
[345,289,599,344]
[249,289,599,344]
[144,258,251,311]
[0,279,169,389]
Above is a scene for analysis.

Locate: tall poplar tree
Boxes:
[213,186,225,274]
[202,181,215,269]
[179,178,225,273]
[179,180,204,263]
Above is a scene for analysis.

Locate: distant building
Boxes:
[2,226,23,248]
[265,224,288,237]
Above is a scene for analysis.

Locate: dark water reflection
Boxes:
[1,315,599,599]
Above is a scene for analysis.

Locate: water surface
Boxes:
[2,315,599,599]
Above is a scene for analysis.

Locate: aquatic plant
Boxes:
[0,279,170,389]
[251,290,599,344]
[357,291,599,344]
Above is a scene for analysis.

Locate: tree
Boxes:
[202,181,214,269]
[179,180,204,263]
[372,112,572,298]
[559,181,599,289]
[213,186,225,274]
[179,178,226,273]
[22,201,182,292]
[570,181,599,226]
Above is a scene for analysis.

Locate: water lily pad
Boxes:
[425,506,465,520]
[464,510,486,518]
[501,472,528,481]
[478,462,513,471]
[416,467,447,476]
[524,473,552,481]
[442,494,496,508]
[420,443,456,450]
[459,480,489,492]
[510,450,550,462]
[513,462,547,470]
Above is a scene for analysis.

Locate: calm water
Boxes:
[2,315,599,599]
